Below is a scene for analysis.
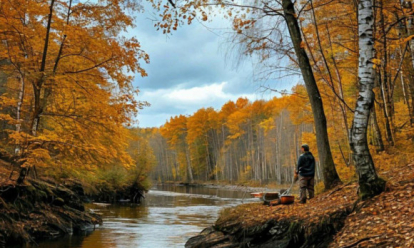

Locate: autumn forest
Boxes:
[1,0,414,194]
[1,0,414,246]
[145,0,414,194]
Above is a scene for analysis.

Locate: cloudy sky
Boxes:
[130,6,297,127]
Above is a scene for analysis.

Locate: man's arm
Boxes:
[296,156,302,174]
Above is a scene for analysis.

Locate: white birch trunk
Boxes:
[350,0,385,199]
[15,76,25,155]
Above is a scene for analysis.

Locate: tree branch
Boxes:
[40,0,56,73]
[64,57,113,74]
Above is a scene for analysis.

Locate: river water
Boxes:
[36,185,257,248]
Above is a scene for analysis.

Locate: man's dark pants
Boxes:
[299,176,315,203]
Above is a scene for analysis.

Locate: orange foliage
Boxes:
[0,0,149,175]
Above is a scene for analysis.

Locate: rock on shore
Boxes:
[185,208,349,248]
[0,178,101,247]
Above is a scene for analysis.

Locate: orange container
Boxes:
[280,195,295,204]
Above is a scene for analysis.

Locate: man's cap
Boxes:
[301,144,309,151]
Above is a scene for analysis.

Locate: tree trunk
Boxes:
[349,0,385,199]
[378,2,395,146]
[15,75,25,155]
[405,61,414,124]
[406,2,414,71]
[377,71,394,146]
[17,167,28,184]
[31,86,42,136]
[29,0,55,137]
[397,42,412,123]
[282,0,341,189]
[401,1,414,124]
[185,145,194,183]
[371,103,385,152]
[276,113,282,184]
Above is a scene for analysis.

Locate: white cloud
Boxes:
[129,3,298,127]
[137,82,258,127]
[167,82,237,102]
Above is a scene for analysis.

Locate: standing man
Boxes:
[295,144,315,204]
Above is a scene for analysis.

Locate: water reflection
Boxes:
[35,185,255,248]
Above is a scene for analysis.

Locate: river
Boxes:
[35,185,257,248]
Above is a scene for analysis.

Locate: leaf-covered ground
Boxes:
[331,163,414,248]
[215,163,414,247]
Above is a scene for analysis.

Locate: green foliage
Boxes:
[96,167,129,192]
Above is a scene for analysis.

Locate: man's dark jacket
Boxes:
[297,152,315,177]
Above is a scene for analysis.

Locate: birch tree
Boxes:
[350,0,385,199]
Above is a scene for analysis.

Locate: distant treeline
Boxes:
[141,80,414,185]
[140,88,338,185]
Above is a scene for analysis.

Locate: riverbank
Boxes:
[186,163,414,248]
[0,160,151,246]
[0,176,102,247]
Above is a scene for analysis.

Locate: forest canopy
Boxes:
[0,0,152,189]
